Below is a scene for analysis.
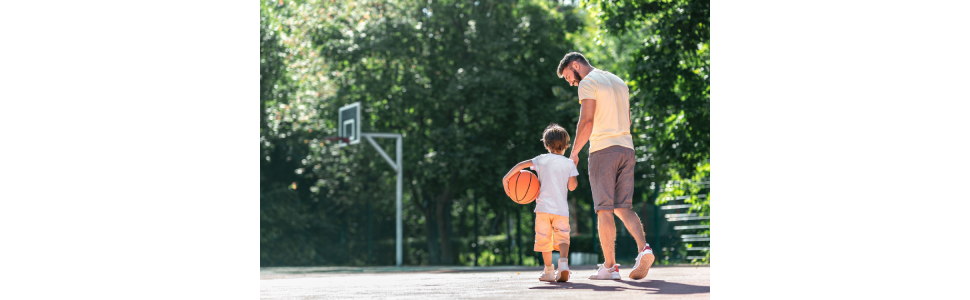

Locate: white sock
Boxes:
[544,265,554,273]
[559,258,568,264]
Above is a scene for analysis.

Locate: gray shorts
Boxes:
[588,146,635,212]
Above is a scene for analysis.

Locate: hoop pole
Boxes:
[360,132,403,267]
[395,135,403,267]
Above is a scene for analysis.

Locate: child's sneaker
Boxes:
[587,263,621,280]
[539,265,556,282]
[629,244,655,280]
[555,258,570,282]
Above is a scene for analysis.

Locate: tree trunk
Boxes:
[457,201,466,264]
[435,196,454,265]
[408,177,443,265]
[426,214,440,265]
[432,170,458,265]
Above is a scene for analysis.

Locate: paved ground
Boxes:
[261,265,710,299]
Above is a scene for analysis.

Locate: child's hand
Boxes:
[503,160,534,193]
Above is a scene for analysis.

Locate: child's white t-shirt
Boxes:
[530,153,580,217]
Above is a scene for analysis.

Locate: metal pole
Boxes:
[360,132,404,267]
[396,135,403,267]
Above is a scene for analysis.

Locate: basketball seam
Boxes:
[525,172,533,202]
[532,175,540,201]
[505,174,513,199]
[514,172,522,202]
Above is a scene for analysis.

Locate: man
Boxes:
[557,52,654,280]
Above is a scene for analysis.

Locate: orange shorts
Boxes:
[534,212,570,252]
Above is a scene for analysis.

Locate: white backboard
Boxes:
[338,102,361,146]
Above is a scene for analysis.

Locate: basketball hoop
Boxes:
[333,102,404,267]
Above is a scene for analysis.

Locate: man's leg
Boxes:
[597,209,617,268]
[625,208,655,280]
[589,147,622,279]
[614,208,646,252]
[613,146,654,279]
[612,146,643,252]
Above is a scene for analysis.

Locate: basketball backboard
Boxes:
[338,102,361,146]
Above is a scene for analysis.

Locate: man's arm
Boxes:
[569,99,596,166]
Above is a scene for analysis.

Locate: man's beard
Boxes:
[571,69,581,85]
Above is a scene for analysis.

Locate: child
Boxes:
[502,124,579,282]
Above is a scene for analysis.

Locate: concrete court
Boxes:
[261,265,710,299]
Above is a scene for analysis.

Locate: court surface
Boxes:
[261,265,710,299]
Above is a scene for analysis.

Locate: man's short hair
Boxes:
[541,123,570,153]
[557,52,591,78]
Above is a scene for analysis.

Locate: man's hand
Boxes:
[569,152,579,166]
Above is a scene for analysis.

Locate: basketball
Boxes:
[505,170,540,204]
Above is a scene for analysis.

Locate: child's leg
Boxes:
[559,243,569,261]
[551,215,571,264]
[554,220,572,282]
[535,213,556,278]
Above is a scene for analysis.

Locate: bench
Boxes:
[659,185,709,262]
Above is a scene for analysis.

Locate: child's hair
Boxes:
[541,123,570,154]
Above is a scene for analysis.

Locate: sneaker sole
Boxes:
[628,253,655,280]
[557,270,569,282]
[587,273,621,280]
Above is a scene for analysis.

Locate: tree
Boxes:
[260,0,398,266]
[320,0,583,264]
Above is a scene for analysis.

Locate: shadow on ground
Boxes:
[530,279,710,295]
[261,265,604,276]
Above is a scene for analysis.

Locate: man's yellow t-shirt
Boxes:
[578,68,634,153]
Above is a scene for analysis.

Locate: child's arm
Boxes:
[568,176,578,191]
[502,160,534,192]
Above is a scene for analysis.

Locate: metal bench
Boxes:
[659,180,709,262]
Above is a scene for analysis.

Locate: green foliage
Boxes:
[260,0,403,266]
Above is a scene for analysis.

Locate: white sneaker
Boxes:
[587,263,621,280]
[555,258,570,282]
[539,266,556,282]
[629,245,655,280]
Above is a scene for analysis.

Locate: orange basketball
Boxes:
[505,170,540,204]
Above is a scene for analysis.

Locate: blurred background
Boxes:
[260,0,709,267]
